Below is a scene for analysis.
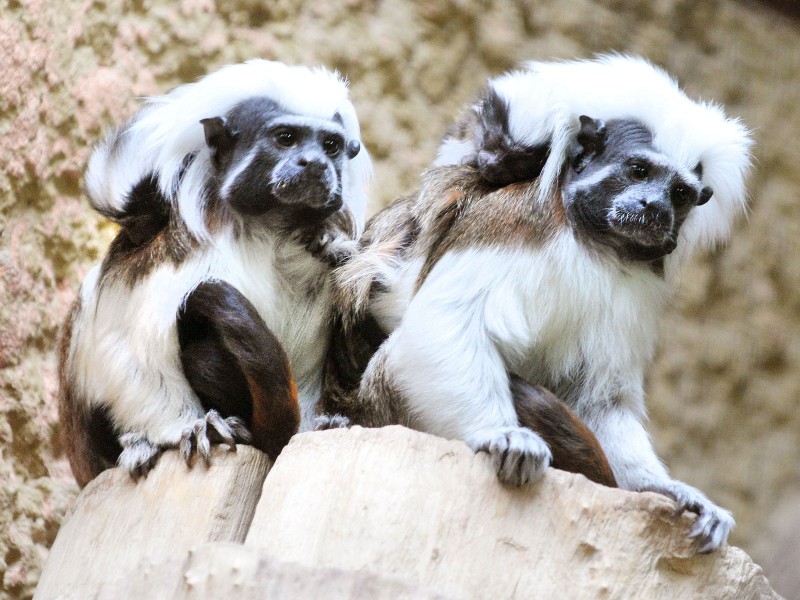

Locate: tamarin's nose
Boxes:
[298,155,326,174]
[638,197,671,224]
[638,197,668,211]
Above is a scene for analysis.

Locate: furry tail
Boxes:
[178,281,301,461]
[511,375,617,487]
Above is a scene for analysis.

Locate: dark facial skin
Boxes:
[201,97,360,220]
[563,116,713,262]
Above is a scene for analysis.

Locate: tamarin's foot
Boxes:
[313,413,351,431]
[467,426,552,486]
[643,479,735,553]
[305,231,358,268]
[179,410,252,466]
[118,433,162,480]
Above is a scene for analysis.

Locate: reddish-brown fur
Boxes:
[247,371,300,462]
[59,298,120,487]
[511,376,616,487]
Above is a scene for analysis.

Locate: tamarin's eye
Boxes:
[671,184,696,205]
[273,127,297,148]
[627,161,649,182]
[322,136,343,157]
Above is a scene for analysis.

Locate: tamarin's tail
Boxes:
[178,281,301,462]
[511,375,617,487]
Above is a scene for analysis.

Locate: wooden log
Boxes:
[245,426,779,600]
[177,542,449,599]
[35,446,271,600]
[35,426,779,599]
[77,541,450,599]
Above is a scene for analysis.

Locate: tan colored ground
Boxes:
[1,1,798,598]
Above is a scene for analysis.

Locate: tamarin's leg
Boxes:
[321,310,615,487]
[318,312,389,429]
[358,325,552,488]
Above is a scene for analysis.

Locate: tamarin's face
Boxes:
[201,97,361,219]
[563,117,713,262]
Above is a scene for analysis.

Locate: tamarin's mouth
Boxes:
[271,175,337,208]
[609,210,673,247]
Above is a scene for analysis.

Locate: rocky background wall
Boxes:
[1,1,797,598]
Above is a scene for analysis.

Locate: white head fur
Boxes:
[435,55,753,273]
[86,59,373,239]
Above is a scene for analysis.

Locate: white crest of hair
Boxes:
[85,59,372,237]
[435,55,752,272]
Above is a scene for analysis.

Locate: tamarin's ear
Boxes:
[475,88,512,161]
[346,139,361,159]
[333,111,361,159]
[200,117,235,166]
[698,186,714,206]
[474,88,514,183]
[572,115,606,173]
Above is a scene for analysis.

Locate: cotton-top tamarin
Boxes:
[59,60,372,486]
[324,55,752,553]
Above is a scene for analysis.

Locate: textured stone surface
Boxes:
[1,1,798,598]
[246,427,778,599]
[34,446,270,600]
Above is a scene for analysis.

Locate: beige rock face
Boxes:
[34,428,778,599]
[2,1,799,598]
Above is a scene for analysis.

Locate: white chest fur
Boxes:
[392,232,669,415]
[209,232,331,429]
[68,229,332,442]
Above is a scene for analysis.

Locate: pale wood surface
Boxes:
[179,542,450,599]
[246,426,779,600]
[35,446,271,600]
[79,542,451,599]
[35,428,779,599]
